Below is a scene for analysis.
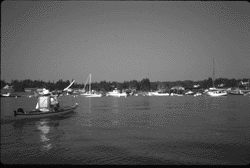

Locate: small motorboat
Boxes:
[228,90,244,96]
[148,91,169,96]
[0,93,21,98]
[106,88,127,97]
[14,103,78,119]
[205,90,227,97]
[85,93,102,97]
[185,91,195,96]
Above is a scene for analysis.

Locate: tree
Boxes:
[140,78,150,91]
[0,79,7,89]
[129,80,140,90]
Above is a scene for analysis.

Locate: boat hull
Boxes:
[107,93,127,97]
[205,91,227,97]
[0,95,21,98]
[14,103,78,119]
[228,92,244,96]
[148,92,169,96]
[85,94,102,97]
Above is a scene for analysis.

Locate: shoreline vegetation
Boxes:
[1,78,249,94]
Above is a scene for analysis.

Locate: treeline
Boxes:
[0,77,249,92]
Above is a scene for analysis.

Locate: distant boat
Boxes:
[81,73,102,97]
[228,90,244,96]
[1,93,10,97]
[205,90,227,97]
[194,92,202,97]
[185,91,195,95]
[148,91,169,96]
[0,93,20,98]
[205,57,227,97]
[85,93,102,97]
[107,88,127,97]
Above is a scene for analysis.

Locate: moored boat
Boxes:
[14,103,78,119]
[228,90,244,96]
[194,92,202,97]
[0,93,21,98]
[107,88,127,97]
[185,91,195,96]
[85,93,102,97]
[204,58,228,97]
[205,90,227,97]
[148,91,169,96]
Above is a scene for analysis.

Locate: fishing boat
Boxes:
[14,103,78,119]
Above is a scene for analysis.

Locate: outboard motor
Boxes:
[14,108,26,116]
[17,108,25,113]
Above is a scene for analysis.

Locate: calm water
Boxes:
[1,95,250,165]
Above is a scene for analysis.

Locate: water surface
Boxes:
[1,96,250,164]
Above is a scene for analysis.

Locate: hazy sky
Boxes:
[1,1,250,84]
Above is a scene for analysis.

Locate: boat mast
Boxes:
[90,73,91,93]
[84,75,89,92]
[212,57,215,88]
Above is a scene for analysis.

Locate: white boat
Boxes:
[169,93,184,96]
[81,74,91,96]
[185,91,194,95]
[107,88,127,97]
[1,93,10,97]
[81,73,102,97]
[194,92,202,97]
[205,90,227,97]
[148,91,169,96]
[205,58,227,97]
[228,89,244,96]
[85,93,102,97]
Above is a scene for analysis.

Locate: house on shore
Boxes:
[170,86,185,95]
[24,88,44,93]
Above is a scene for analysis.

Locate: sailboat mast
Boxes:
[212,57,215,88]
[84,75,89,92]
[90,73,91,93]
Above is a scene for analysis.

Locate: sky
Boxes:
[1,1,250,84]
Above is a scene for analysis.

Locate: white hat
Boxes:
[42,89,51,95]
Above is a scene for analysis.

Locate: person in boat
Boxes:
[35,88,60,112]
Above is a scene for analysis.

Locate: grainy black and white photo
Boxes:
[1,0,250,165]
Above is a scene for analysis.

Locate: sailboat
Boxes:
[81,74,91,96]
[205,58,227,97]
[81,74,102,97]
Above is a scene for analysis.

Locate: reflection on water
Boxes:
[37,119,53,151]
[112,98,119,113]
[112,97,119,108]
[88,98,92,113]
